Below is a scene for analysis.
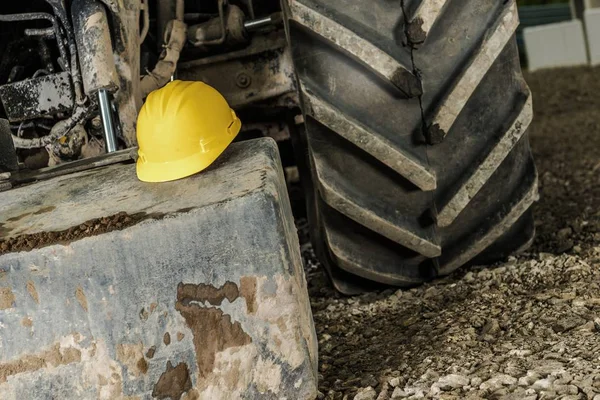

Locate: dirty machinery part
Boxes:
[283,0,538,294]
[0,0,293,177]
[0,0,140,170]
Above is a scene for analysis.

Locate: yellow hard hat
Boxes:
[136,80,242,183]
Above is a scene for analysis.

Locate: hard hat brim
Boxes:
[136,128,239,183]
[136,150,219,183]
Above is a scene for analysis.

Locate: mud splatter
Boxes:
[426,123,446,145]
[26,280,39,304]
[163,332,171,346]
[0,343,81,383]
[0,287,15,310]
[33,206,56,215]
[181,388,200,400]
[21,317,33,327]
[6,213,31,223]
[176,281,239,306]
[0,212,160,256]
[152,361,192,399]
[406,17,427,45]
[137,358,149,374]
[146,346,156,359]
[177,332,185,342]
[240,276,258,314]
[116,343,146,377]
[391,68,422,98]
[75,285,88,312]
[176,283,252,377]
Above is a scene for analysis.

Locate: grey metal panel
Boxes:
[0,72,74,122]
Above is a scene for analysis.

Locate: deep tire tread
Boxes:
[284,0,538,293]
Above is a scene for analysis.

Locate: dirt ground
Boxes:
[304,66,600,400]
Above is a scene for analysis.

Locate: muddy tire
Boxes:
[283,0,538,294]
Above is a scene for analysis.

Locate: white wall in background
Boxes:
[586,0,600,8]
[571,0,600,19]
[524,20,588,71]
[585,9,600,65]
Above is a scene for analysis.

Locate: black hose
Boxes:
[44,1,86,104]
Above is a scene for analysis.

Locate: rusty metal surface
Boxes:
[0,138,317,399]
[0,72,73,122]
[178,31,296,109]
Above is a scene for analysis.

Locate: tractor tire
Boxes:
[283,0,538,294]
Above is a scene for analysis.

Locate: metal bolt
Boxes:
[98,89,118,153]
[235,72,251,88]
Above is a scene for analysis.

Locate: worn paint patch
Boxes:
[0,335,131,399]
[255,356,283,394]
[177,332,185,342]
[116,343,147,378]
[181,388,200,400]
[177,281,239,306]
[240,276,257,314]
[0,287,15,309]
[33,206,56,215]
[194,344,258,398]
[6,213,31,222]
[21,317,32,327]
[26,280,39,304]
[152,361,192,399]
[190,344,256,398]
[0,343,81,383]
[175,283,251,377]
[75,285,88,312]
[256,275,315,370]
[76,338,126,400]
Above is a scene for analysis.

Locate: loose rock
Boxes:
[354,387,376,400]
[436,374,469,391]
[480,375,518,392]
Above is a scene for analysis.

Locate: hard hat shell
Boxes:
[136,80,242,182]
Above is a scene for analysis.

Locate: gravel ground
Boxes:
[302,66,600,400]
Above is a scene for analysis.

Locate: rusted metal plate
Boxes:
[0,72,74,122]
[0,138,317,399]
